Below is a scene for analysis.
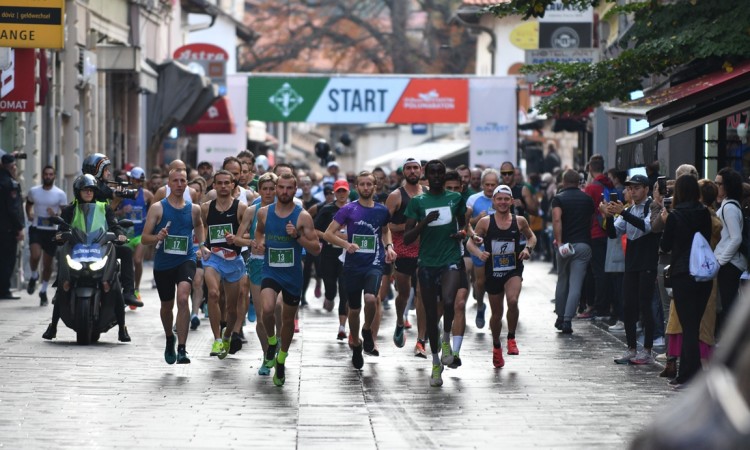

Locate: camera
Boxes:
[114,189,138,200]
[663,197,673,209]
[13,152,27,159]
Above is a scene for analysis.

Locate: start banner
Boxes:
[247,76,468,124]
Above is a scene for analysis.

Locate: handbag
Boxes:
[689,231,719,281]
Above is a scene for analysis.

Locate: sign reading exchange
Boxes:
[0,0,65,49]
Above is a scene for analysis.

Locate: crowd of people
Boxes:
[2,146,744,390]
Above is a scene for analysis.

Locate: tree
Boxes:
[486,0,750,116]
[240,0,476,75]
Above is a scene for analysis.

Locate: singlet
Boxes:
[333,201,391,273]
[118,187,147,236]
[206,198,241,260]
[484,213,523,278]
[154,198,196,271]
[237,186,250,205]
[261,203,304,296]
[392,187,419,259]
[27,185,68,230]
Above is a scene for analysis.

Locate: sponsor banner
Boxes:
[0,0,64,49]
[174,43,228,95]
[247,76,469,124]
[469,78,517,168]
[184,96,235,134]
[0,48,36,112]
[525,48,600,65]
[308,77,410,123]
[388,79,468,124]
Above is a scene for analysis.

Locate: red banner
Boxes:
[184,97,235,134]
[0,48,36,112]
[388,79,468,124]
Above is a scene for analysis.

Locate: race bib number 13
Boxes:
[164,235,189,255]
[269,248,294,267]
[353,234,376,253]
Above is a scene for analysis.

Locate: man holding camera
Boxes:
[82,153,143,307]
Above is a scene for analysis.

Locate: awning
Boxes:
[184,96,235,134]
[363,140,470,172]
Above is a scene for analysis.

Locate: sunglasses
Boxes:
[501,171,514,176]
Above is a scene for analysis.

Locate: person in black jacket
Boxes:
[659,175,713,388]
[0,154,25,299]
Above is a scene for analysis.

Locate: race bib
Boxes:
[164,235,189,255]
[208,223,233,244]
[269,248,294,267]
[353,234,376,253]
[491,240,516,272]
[37,217,55,230]
[126,208,144,224]
[425,206,452,227]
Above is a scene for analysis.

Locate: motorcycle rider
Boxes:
[42,174,132,342]
[81,153,143,308]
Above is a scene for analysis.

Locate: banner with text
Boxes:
[247,76,468,124]
[0,48,36,112]
[0,0,64,48]
[469,78,517,168]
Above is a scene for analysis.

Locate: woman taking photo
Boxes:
[659,175,712,388]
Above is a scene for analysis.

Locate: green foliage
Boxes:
[489,0,750,116]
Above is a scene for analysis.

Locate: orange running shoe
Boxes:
[507,339,519,355]
[493,346,505,368]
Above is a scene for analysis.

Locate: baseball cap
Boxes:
[327,161,340,169]
[1,154,15,165]
[402,157,421,170]
[333,179,350,192]
[127,166,145,180]
[493,185,513,197]
[625,174,649,186]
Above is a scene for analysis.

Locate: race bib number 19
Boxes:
[269,248,294,267]
[353,234,376,253]
[164,235,189,255]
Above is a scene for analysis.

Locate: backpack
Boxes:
[721,201,750,264]
[689,231,719,282]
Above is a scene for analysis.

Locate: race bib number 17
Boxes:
[164,235,189,255]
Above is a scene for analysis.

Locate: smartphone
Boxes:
[664,197,673,209]
[657,176,667,196]
[609,192,619,202]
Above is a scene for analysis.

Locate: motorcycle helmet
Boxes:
[82,153,111,179]
[73,174,99,202]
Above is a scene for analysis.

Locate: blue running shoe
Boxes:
[164,335,177,365]
[258,359,271,376]
[476,303,487,329]
[247,301,256,322]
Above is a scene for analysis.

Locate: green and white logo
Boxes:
[269,83,304,118]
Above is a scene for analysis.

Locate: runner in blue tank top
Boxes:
[142,168,205,365]
[324,171,397,370]
[253,173,320,386]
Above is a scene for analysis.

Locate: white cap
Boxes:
[255,155,269,171]
[127,166,145,180]
[327,161,339,169]
[493,185,513,197]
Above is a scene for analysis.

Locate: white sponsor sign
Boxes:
[539,1,593,22]
[308,78,410,123]
[198,74,247,168]
[469,78,517,168]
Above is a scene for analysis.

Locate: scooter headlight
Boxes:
[66,255,83,271]
[89,256,108,272]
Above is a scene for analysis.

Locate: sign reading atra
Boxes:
[0,0,64,49]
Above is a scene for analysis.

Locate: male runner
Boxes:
[254,173,320,386]
[324,171,397,369]
[467,185,536,368]
[25,165,68,305]
[404,160,467,387]
[200,169,247,359]
[142,168,205,364]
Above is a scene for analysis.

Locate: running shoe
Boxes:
[441,341,454,366]
[337,329,347,341]
[614,348,637,365]
[448,354,462,369]
[294,319,300,333]
[370,344,380,357]
[393,324,405,348]
[507,339,519,355]
[575,310,594,320]
[39,292,48,307]
[265,342,278,367]
[190,314,200,330]
[229,332,243,354]
[608,321,625,333]
[352,343,364,369]
[430,364,444,387]
[258,360,271,376]
[210,340,224,357]
[273,360,286,386]
[218,339,229,359]
[492,346,505,368]
[476,303,487,329]
[247,302,256,322]
[164,335,177,365]
[27,276,38,295]
[629,349,654,365]
[403,319,412,330]
[176,348,191,364]
[414,340,427,358]
[362,328,375,354]
[323,298,334,312]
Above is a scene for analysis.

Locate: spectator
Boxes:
[0,154,24,299]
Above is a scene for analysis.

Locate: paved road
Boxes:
[0,260,675,449]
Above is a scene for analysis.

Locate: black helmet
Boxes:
[73,174,99,202]
[82,153,111,179]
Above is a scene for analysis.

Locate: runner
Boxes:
[187,177,207,330]
[314,179,350,340]
[25,165,68,306]
[298,175,321,307]
[404,160,467,387]
[254,173,320,386]
[200,169,247,359]
[385,158,425,356]
[467,185,536,368]
[142,168,205,364]
[323,171,397,369]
